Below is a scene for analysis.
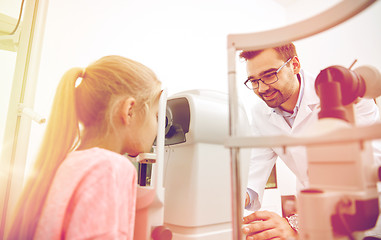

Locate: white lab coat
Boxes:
[246,70,381,211]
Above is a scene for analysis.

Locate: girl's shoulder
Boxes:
[59,147,136,182]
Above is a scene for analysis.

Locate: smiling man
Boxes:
[240,43,381,240]
[245,48,299,112]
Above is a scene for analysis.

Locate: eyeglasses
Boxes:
[244,57,292,90]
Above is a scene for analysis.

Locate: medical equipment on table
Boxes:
[135,89,250,239]
[162,89,250,239]
[296,65,381,240]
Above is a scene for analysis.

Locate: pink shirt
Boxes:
[35,148,137,239]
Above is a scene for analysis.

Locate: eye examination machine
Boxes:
[162,89,250,239]
[136,89,251,239]
[297,64,381,239]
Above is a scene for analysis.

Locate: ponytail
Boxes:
[6,68,82,239]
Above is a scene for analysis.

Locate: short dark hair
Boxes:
[239,43,297,61]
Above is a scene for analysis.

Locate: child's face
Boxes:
[128,100,160,156]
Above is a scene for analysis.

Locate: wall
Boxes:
[26,0,286,175]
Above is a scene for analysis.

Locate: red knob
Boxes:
[151,226,172,240]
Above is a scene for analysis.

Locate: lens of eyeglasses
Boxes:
[262,73,277,83]
[244,80,254,89]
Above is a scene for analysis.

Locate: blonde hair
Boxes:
[6,55,161,239]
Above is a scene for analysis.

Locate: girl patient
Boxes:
[7,55,162,239]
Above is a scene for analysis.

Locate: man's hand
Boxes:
[245,192,250,207]
[242,210,297,240]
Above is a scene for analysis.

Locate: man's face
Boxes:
[246,49,300,112]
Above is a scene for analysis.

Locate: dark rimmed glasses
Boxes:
[244,57,292,90]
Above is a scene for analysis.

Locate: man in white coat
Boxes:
[240,43,381,240]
